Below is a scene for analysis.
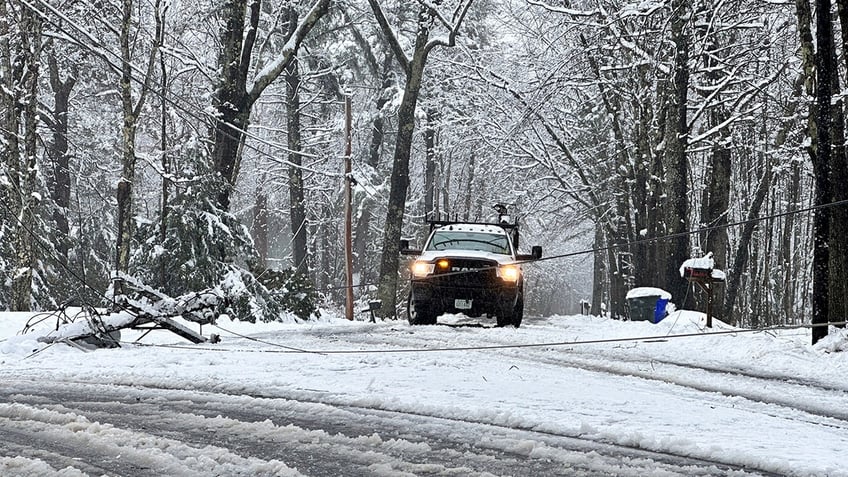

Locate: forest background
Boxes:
[1,0,845,343]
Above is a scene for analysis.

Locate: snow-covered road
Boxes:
[2,311,847,476]
[0,378,755,476]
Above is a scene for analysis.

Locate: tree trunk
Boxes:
[376,5,433,318]
[591,221,605,316]
[211,0,256,211]
[114,5,138,292]
[211,0,330,211]
[659,0,691,308]
[812,0,835,344]
[370,0,472,318]
[0,0,19,195]
[696,9,732,320]
[441,152,451,215]
[0,0,18,287]
[0,0,23,307]
[580,31,632,316]
[158,44,169,291]
[607,219,628,319]
[46,54,76,264]
[723,166,771,321]
[783,0,818,326]
[831,0,848,326]
[703,131,731,315]
[286,47,308,276]
[114,0,161,296]
[354,53,393,283]
[463,153,475,220]
[253,188,269,269]
[632,97,657,287]
[781,162,801,322]
[10,5,42,311]
[423,109,438,221]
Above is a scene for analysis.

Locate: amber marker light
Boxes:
[437,259,450,269]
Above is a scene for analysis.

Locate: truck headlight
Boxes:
[411,261,435,278]
[498,265,520,282]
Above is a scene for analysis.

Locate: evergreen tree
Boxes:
[131,149,319,322]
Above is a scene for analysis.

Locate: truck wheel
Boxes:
[511,295,524,328]
[497,293,524,328]
[407,292,437,325]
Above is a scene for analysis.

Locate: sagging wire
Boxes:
[665,284,691,337]
[210,324,324,355]
[100,320,848,357]
[20,301,91,334]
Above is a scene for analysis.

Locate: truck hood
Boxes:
[416,249,516,265]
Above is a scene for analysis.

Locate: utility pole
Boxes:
[344,94,354,321]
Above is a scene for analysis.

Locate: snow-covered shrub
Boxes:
[257,268,321,321]
[128,152,310,322]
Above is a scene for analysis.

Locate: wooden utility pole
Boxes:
[344,94,354,320]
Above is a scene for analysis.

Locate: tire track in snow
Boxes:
[0,400,299,476]
[0,426,121,476]
[0,379,767,477]
[325,320,848,429]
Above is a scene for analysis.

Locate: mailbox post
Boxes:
[680,254,725,328]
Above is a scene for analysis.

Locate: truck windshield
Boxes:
[426,231,511,255]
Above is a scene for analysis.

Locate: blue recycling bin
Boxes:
[653,297,669,323]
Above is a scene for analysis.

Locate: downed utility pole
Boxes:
[34,276,222,348]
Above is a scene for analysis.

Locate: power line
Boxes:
[117,320,848,356]
[397,196,847,286]
[531,197,847,266]
[211,324,324,354]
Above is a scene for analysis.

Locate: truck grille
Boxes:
[433,258,498,287]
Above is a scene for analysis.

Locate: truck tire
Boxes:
[497,292,523,328]
[407,292,437,325]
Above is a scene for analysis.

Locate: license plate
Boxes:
[454,299,472,310]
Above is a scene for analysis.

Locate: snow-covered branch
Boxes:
[367,0,411,75]
[424,0,473,54]
[247,0,331,102]
[526,0,600,17]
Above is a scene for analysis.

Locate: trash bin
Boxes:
[625,287,672,323]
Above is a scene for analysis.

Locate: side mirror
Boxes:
[516,246,542,262]
[399,239,422,256]
[532,245,542,260]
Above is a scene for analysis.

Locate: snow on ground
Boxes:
[2,309,848,476]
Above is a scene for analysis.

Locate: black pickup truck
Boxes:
[400,220,541,328]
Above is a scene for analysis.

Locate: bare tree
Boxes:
[368,0,474,317]
[657,0,692,306]
[211,0,330,212]
[113,0,163,295]
[8,2,43,311]
[811,0,836,344]
[43,51,77,265]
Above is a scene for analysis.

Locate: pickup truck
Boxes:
[400,220,541,327]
